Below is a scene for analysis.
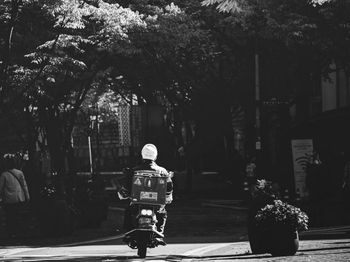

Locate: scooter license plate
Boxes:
[139,217,152,224]
[140,191,158,201]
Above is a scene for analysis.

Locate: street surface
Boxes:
[1,226,350,261]
[1,177,350,261]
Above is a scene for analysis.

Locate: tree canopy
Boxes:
[0,0,147,174]
[201,0,350,74]
[1,0,350,177]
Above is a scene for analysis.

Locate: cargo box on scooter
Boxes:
[130,170,167,205]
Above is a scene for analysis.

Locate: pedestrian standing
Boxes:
[246,157,257,178]
[305,151,323,199]
[305,150,326,226]
[0,154,30,238]
[246,156,257,194]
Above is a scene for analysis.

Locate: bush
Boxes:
[255,200,309,232]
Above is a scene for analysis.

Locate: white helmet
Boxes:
[141,144,158,161]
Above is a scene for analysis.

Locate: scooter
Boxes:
[121,170,172,258]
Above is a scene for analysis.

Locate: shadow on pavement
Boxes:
[300,245,350,253]
[1,256,138,262]
[328,241,350,244]
[0,253,274,262]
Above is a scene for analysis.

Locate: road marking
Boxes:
[301,225,350,235]
[183,243,232,256]
[1,245,135,259]
[0,248,46,257]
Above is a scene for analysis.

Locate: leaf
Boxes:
[201,0,244,13]
[310,0,333,6]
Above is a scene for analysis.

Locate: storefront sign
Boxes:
[291,139,313,198]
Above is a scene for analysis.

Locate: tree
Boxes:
[0,0,146,192]
[201,0,350,74]
[103,1,255,186]
[201,0,334,13]
[200,0,350,182]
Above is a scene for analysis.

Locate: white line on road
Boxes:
[0,248,46,257]
[301,225,350,235]
[184,243,233,256]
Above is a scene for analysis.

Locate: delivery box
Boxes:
[131,170,167,205]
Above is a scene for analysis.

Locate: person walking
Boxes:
[0,154,30,238]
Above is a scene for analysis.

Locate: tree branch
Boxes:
[0,0,23,86]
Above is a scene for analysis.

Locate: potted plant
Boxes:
[255,199,309,256]
[247,179,279,254]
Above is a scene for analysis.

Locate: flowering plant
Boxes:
[255,200,309,231]
[40,185,57,199]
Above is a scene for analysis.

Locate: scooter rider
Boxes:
[118,143,173,246]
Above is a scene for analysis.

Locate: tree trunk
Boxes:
[24,107,42,201]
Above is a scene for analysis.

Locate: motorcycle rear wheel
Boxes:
[137,233,148,258]
[137,242,147,258]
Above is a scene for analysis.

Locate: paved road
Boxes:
[1,226,350,261]
[201,239,350,262]
[1,239,350,261]
[0,241,229,261]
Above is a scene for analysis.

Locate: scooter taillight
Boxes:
[141,209,153,216]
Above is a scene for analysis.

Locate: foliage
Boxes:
[201,0,350,75]
[310,0,333,5]
[255,200,309,231]
[251,179,279,202]
[1,0,350,185]
[0,0,148,174]
[108,1,219,107]
[201,0,334,13]
[201,0,247,13]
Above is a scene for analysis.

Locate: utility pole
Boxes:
[88,119,93,175]
[95,102,100,175]
[129,92,134,164]
[255,53,261,153]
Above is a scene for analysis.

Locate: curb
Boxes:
[201,202,248,211]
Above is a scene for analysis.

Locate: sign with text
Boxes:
[291,139,313,198]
